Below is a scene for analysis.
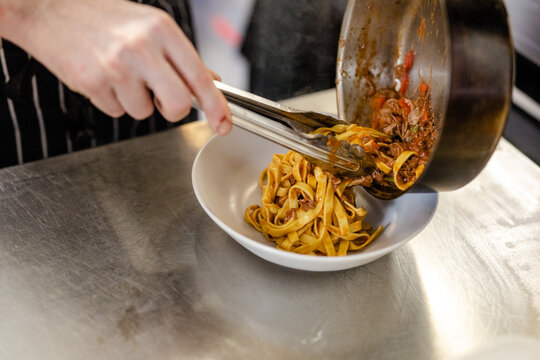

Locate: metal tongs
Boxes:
[201,81,376,178]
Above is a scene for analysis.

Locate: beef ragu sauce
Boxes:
[320,50,437,192]
[364,50,437,190]
[365,79,436,189]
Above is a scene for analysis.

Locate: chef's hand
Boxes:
[0,0,232,135]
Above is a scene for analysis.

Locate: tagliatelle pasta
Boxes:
[245,150,383,256]
[312,124,425,191]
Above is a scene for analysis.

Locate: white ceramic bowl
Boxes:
[192,128,438,272]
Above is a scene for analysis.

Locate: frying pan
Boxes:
[336,0,514,199]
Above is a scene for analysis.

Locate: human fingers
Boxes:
[161,26,231,135]
[209,69,222,82]
[145,58,193,122]
[113,79,155,120]
[88,88,125,118]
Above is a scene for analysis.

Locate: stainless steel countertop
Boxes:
[0,90,539,360]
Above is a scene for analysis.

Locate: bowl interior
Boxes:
[192,128,438,271]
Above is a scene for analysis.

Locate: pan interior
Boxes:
[336,0,451,198]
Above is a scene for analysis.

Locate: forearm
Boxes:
[0,0,48,44]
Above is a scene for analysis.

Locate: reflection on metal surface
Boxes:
[513,87,540,122]
[412,246,479,356]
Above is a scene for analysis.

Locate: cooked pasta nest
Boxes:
[245,149,383,256]
[244,123,431,256]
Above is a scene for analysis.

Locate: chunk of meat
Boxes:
[283,209,296,223]
[299,198,317,212]
[330,175,342,190]
[375,99,409,137]
[348,176,373,187]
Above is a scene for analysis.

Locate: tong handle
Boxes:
[214,81,338,129]
[215,81,296,126]
[229,105,360,174]
[192,99,359,174]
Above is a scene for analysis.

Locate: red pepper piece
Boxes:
[399,73,409,95]
[404,50,415,72]
[419,81,428,96]
[398,98,411,114]
[421,108,429,124]
[372,97,386,110]
[369,139,380,150]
